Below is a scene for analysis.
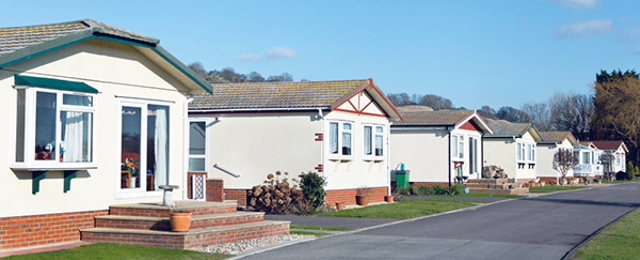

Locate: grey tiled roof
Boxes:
[0,19,158,57]
[394,110,474,126]
[189,79,369,110]
[539,131,571,143]
[485,123,532,137]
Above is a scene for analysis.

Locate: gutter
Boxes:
[189,107,331,114]
[317,108,325,179]
[448,127,452,187]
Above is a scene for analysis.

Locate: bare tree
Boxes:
[521,102,552,131]
[496,106,530,123]
[419,94,454,110]
[549,92,593,140]
[247,71,265,82]
[188,62,207,79]
[553,148,578,187]
[599,153,615,182]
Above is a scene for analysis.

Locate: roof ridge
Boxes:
[210,79,369,85]
[0,19,89,31]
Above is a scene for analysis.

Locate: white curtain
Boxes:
[364,126,372,155]
[63,111,84,162]
[154,107,168,190]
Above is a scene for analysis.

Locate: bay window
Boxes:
[14,78,96,169]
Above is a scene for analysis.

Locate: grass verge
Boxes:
[574,208,640,259]
[5,243,230,260]
[319,198,482,219]
[290,225,353,231]
[289,230,328,236]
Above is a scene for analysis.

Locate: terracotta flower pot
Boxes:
[336,202,344,210]
[356,195,369,206]
[385,196,394,203]
[170,212,192,232]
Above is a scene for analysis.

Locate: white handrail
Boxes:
[213,163,242,178]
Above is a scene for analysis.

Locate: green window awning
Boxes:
[14,75,98,93]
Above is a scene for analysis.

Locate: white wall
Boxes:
[191,112,323,189]
[390,129,450,183]
[537,139,574,178]
[483,138,516,178]
[0,39,193,218]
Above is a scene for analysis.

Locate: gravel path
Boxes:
[189,234,313,255]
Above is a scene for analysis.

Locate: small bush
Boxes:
[448,185,464,195]
[396,186,412,195]
[418,185,433,196]
[432,185,447,195]
[298,171,327,208]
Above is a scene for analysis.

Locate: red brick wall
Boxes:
[325,186,388,206]
[0,210,108,251]
[206,179,225,202]
[187,172,208,199]
[224,189,248,206]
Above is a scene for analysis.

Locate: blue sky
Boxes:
[3,0,639,109]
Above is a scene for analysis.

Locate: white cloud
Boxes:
[546,0,597,9]
[233,47,299,62]
[555,19,612,38]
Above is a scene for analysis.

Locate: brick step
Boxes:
[81,220,290,249]
[468,187,529,195]
[467,179,511,184]
[95,211,265,231]
[109,200,237,218]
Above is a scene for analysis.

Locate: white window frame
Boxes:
[188,119,208,172]
[327,120,354,160]
[363,124,385,160]
[13,87,97,170]
[451,134,464,161]
[530,143,536,163]
[116,97,174,199]
[516,142,526,162]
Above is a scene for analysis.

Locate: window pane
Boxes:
[527,144,531,160]
[342,132,352,155]
[517,143,522,160]
[122,106,141,189]
[376,126,383,133]
[375,135,383,156]
[459,139,464,158]
[60,111,92,162]
[63,94,92,106]
[189,158,206,172]
[189,122,206,155]
[330,122,338,154]
[343,123,351,131]
[148,105,170,191]
[15,89,25,162]
[452,136,458,157]
[35,92,56,161]
[364,126,372,155]
[582,152,590,164]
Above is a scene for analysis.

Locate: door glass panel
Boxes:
[148,105,169,191]
[121,106,141,189]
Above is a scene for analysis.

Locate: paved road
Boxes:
[239,182,640,260]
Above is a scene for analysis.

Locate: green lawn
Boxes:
[290,224,353,231]
[5,243,230,260]
[574,208,640,259]
[319,198,482,219]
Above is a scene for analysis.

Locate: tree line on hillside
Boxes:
[188,62,294,83]
[388,69,640,165]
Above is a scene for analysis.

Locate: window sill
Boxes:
[11,164,97,171]
[328,157,353,162]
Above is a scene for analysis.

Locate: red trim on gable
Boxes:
[459,120,482,132]
[361,100,373,113]
[347,100,358,111]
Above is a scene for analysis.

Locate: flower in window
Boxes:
[123,157,140,177]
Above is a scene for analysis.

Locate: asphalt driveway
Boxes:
[238,182,640,260]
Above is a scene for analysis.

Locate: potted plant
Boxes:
[335,202,344,210]
[170,208,192,232]
[124,157,139,188]
[384,195,394,203]
[356,187,372,206]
